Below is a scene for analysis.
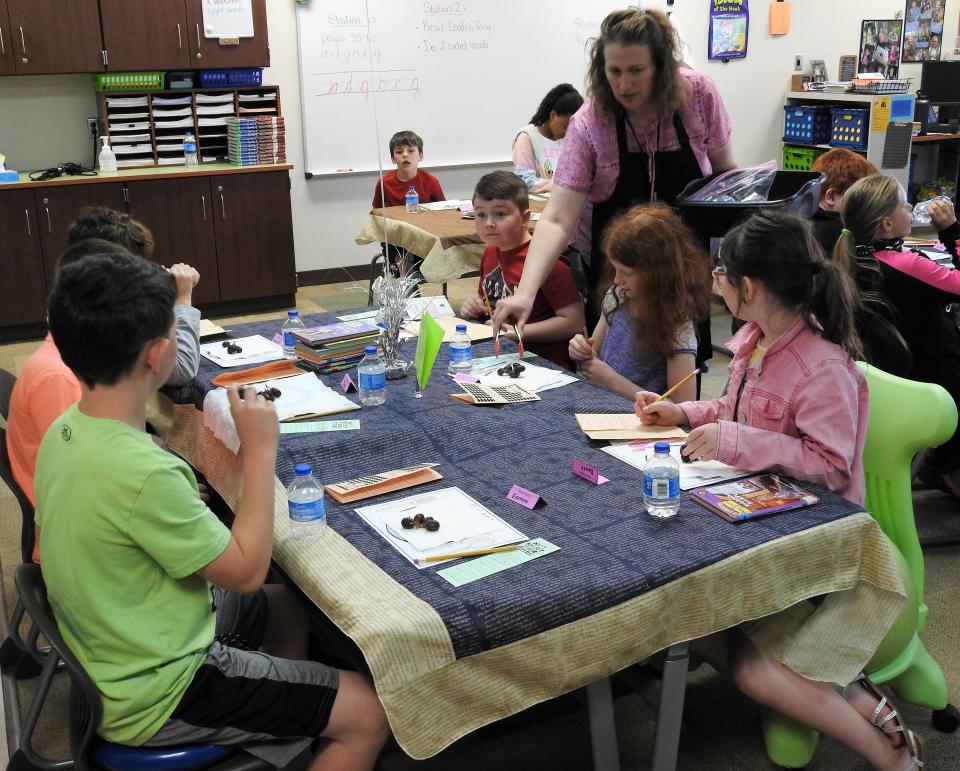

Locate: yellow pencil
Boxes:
[415,544,520,564]
[653,368,701,403]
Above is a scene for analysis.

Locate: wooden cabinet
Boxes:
[35,184,126,291]
[0,190,47,326]
[126,177,221,305]
[212,171,295,301]
[5,0,102,75]
[0,5,15,76]
[185,0,269,69]
[100,0,191,72]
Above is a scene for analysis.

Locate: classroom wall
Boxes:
[0,1,957,275]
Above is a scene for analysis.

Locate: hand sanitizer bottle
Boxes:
[98,137,117,173]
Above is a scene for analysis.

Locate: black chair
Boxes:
[0,367,16,419]
[11,564,272,771]
[0,427,43,679]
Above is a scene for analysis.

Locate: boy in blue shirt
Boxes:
[35,248,388,768]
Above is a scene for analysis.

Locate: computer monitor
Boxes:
[920,61,960,104]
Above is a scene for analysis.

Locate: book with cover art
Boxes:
[691,474,819,523]
[292,320,380,348]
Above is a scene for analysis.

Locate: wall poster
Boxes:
[708,1,749,61]
[902,0,944,61]
[858,19,903,79]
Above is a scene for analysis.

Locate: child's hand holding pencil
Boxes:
[568,326,594,364]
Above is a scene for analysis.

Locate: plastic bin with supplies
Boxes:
[674,169,826,248]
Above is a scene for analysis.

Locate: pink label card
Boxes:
[507,484,544,509]
[453,373,479,383]
[272,333,283,345]
[340,372,358,393]
[572,459,609,485]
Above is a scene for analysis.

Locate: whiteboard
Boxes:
[294,1,605,177]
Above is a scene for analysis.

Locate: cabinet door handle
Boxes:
[177,23,182,50]
[44,205,52,234]
[201,194,206,221]
[1,27,5,55]
[220,192,226,219]
[195,24,202,58]
[122,186,129,204]
[19,26,25,55]
[24,209,31,237]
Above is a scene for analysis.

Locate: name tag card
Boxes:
[506,484,545,509]
[340,372,358,393]
[453,373,479,383]
[572,459,609,485]
[272,333,283,345]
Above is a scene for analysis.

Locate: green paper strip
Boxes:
[437,538,559,587]
[414,310,444,390]
[279,419,360,434]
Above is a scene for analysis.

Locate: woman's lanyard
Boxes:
[624,114,660,201]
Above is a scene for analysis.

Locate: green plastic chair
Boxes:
[763,362,959,768]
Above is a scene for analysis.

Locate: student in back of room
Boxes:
[567,203,708,401]
[35,249,389,769]
[837,173,960,497]
[459,170,584,370]
[512,83,584,194]
[635,210,929,771]
[810,149,879,255]
[371,130,446,281]
[492,7,734,332]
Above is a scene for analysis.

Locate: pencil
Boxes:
[653,368,701,403]
[514,324,524,358]
[415,544,520,564]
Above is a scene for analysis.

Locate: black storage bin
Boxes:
[674,171,826,243]
[166,70,195,89]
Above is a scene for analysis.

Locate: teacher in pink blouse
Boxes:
[494,7,735,332]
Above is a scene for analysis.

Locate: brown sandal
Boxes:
[851,672,910,742]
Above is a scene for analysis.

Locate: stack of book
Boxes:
[292,320,381,373]
[225,116,286,166]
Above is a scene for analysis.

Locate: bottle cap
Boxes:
[288,310,299,317]
[456,324,467,332]
[408,186,416,191]
[294,463,312,476]
[364,345,377,354]
[653,441,670,453]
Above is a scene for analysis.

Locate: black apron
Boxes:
[587,111,711,365]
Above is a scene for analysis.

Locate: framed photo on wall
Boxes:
[902,0,944,62]
[858,19,903,79]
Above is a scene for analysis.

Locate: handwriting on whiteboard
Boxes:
[312,70,422,101]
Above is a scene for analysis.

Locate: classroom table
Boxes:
[354,198,548,283]
[157,311,906,763]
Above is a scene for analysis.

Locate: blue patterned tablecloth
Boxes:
[167,311,867,660]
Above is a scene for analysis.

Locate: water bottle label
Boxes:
[643,474,679,498]
[289,497,325,523]
[283,330,296,346]
[359,371,386,390]
[449,346,472,363]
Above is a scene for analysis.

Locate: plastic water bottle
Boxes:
[358,345,387,406]
[447,324,473,376]
[98,137,117,173]
[912,195,952,226]
[287,463,326,540]
[183,131,198,168]
[281,309,305,360]
[404,186,420,214]
[642,441,681,519]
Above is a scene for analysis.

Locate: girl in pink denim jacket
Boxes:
[636,211,926,770]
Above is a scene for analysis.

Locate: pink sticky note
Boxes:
[272,333,283,345]
[453,373,479,383]
[507,484,542,509]
[340,372,358,393]
[572,459,609,485]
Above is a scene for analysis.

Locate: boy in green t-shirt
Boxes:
[35,249,387,768]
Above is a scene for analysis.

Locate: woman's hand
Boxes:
[635,393,684,425]
[681,423,720,462]
[568,333,594,362]
[491,290,535,336]
[460,296,487,320]
[928,198,958,231]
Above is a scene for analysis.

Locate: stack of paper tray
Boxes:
[226,116,286,166]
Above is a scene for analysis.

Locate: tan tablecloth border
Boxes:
[158,399,905,759]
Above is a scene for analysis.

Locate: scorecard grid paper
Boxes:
[159,310,907,759]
